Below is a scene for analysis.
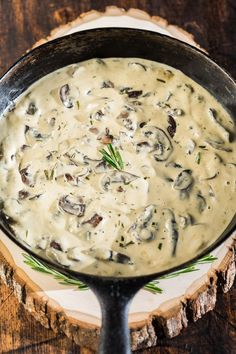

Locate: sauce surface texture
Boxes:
[0,58,235,276]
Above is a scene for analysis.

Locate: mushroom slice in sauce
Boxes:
[167,115,176,138]
[19,166,35,187]
[46,248,72,267]
[26,102,38,115]
[163,208,179,256]
[97,128,113,144]
[137,126,173,161]
[94,160,108,174]
[173,170,193,190]
[25,126,49,141]
[18,190,30,200]
[205,138,232,152]
[179,214,194,229]
[101,171,139,191]
[82,213,103,227]
[129,205,158,242]
[59,84,73,108]
[88,248,133,264]
[196,192,207,213]
[208,108,230,142]
[58,195,86,216]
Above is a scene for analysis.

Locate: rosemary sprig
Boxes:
[144,254,217,294]
[144,280,163,294]
[158,254,217,280]
[100,143,124,170]
[23,253,88,290]
[23,253,217,295]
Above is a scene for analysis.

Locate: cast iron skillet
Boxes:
[0,28,235,354]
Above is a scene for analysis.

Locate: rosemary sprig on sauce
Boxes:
[100,143,124,170]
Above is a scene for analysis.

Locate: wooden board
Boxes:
[0,6,235,353]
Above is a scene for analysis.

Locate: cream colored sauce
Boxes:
[0,58,235,276]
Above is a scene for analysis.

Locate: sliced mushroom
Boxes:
[136,141,152,153]
[59,84,73,108]
[0,142,3,161]
[58,195,86,216]
[82,213,103,228]
[165,161,182,169]
[128,62,147,71]
[200,173,218,181]
[97,128,113,144]
[50,240,63,251]
[163,208,179,256]
[167,115,176,138]
[88,248,133,265]
[18,190,30,200]
[205,138,232,152]
[126,90,143,98]
[46,248,72,267]
[208,108,230,142]
[64,168,90,186]
[173,170,193,190]
[137,126,173,161]
[19,166,35,187]
[25,126,49,141]
[101,171,139,191]
[26,102,37,115]
[101,80,114,88]
[179,214,194,229]
[94,160,108,174]
[196,192,207,213]
[129,205,158,242]
[91,110,105,121]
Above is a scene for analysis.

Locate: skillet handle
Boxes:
[99,291,131,354]
[86,279,146,354]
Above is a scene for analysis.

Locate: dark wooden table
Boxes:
[0,1,235,353]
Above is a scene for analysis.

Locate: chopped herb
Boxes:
[156,78,166,83]
[100,143,124,171]
[44,169,49,180]
[196,152,201,164]
[44,168,55,181]
[158,243,163,250]
[76,101,80,109]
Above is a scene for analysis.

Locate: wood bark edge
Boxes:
[31,6,205,52]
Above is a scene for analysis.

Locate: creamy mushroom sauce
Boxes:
[0,58,235,276]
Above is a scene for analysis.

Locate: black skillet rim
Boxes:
[0,27,235,284]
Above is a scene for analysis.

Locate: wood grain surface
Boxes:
[0,1,235,353]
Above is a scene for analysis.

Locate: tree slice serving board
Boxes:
[0,6,235,353]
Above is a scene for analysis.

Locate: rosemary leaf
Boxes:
[100,143,124,170]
